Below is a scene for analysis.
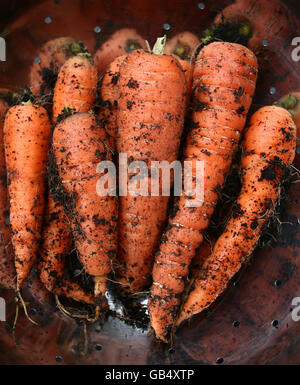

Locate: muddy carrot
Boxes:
[177,106,296,326]
[52,54,98,123]
[53,112,117,310]
[3,103,51,291]
[115,37,187,293]
[39,196,94,304]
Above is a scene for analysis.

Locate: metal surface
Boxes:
[0,0,300,365]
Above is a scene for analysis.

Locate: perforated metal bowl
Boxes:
[0,0,300,365]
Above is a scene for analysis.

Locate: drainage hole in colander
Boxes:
[94,323,101,333]
[274,279,282,287]
[44,16,52,24]
[73,269,81,277]
[232,320,240,328]
[30,308,37,316]
[271,319,279,328]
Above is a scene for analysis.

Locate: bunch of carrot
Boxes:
[0,22,297,346]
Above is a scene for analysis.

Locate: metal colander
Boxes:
[0,0,300,365]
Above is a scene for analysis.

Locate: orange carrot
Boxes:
[53,112,117,307]
[94,28,146,75]
[3,103,51,291]
[39,196,94,304]
[0,95,15,289]
[149,41,258,342]
[29,37,87,96]
[52,54,98,123]
[98,55,126,145]
[177,106,296,326]
[116,37,187,293]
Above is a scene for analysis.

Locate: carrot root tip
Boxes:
[12,300,20,346]
[55,294,93,321]
[16,290,39,327]
[80,321,89,356]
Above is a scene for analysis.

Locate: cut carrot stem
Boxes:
[152,35,167,55]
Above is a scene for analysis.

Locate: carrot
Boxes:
[0,94,15,289]
[39,196,94,305]
[177,106,296,326]
[148,41,258,342]
[3,103,51,291]
[116,37,187,293]
[94,28,146,75]
[29,37,87,96]
[165,32,200,107]
[52,54,98,123]
[52,112,117,308]
[213,0,291,51]
[98,55,126,146]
